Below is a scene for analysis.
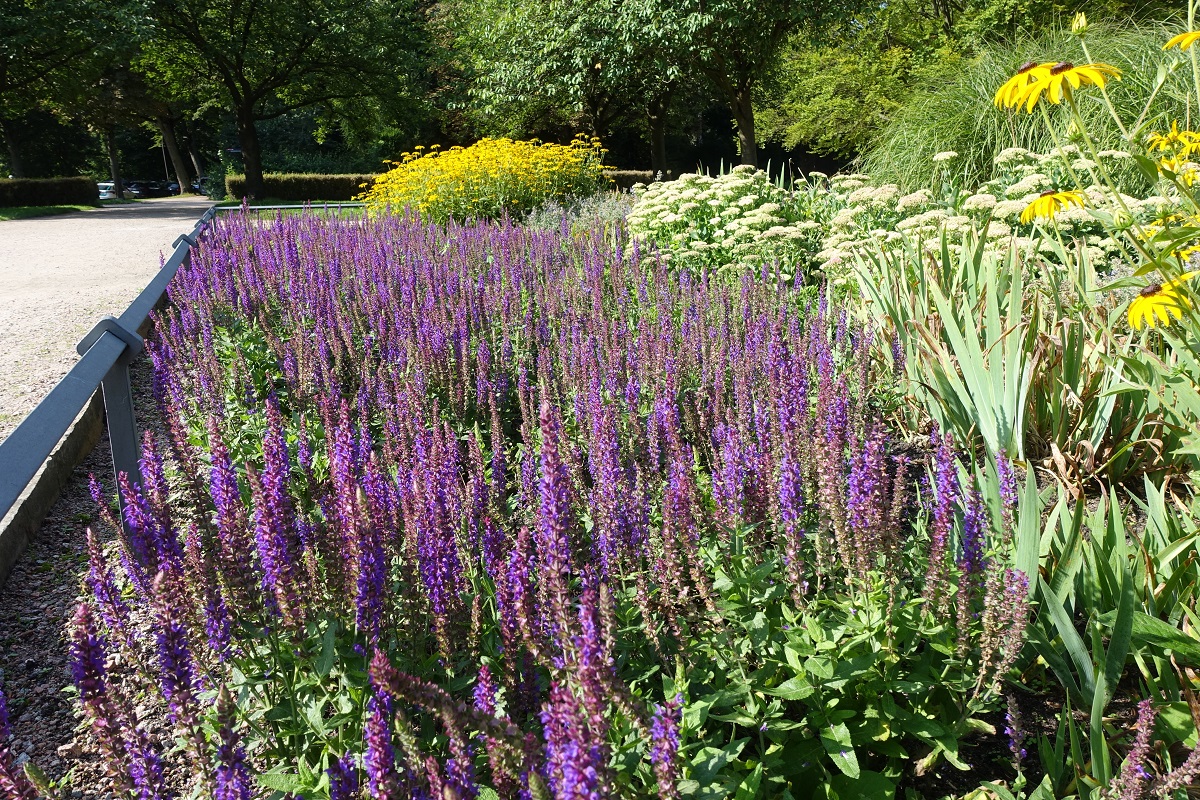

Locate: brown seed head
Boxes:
[1050,62,1074,75]
[1017,61,1038,74]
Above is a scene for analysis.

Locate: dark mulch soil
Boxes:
[0,358,159,798]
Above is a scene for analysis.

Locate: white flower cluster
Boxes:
[624,143,1186,282]
[626,168,835,274]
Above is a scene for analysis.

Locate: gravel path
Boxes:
[0,195,212,441]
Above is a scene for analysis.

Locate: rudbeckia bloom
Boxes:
[1128,272,1198,329]
[1017,62,1121,111]
[1019,190,1085,224]
[1165,31,1200,51]
[994,61,1054,108]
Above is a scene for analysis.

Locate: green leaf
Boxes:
[1133,154,1162,185]
[316,621,338,677]
[829,770,897,800]
[763,677,813,700]
[733,764,763,800]
[258,772,305,793]
[1097,610,1200,667]
[821,722,860,779]
[691,738,748,784]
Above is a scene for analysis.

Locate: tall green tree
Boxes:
[447,0,696,173]
[0,0,121,176]
[623,0,860,166]
[138,0,427,197]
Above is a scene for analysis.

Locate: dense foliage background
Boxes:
[0,0,1183,196]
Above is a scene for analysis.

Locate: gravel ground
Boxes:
[0,195,212,441]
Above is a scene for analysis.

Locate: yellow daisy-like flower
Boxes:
[1020,190,1086,224]
[994,61,1054,108]
[1016,62,1121,111]
[1165,31,1200,51]
[1128,271,1199,329]
[1159,155,1200,186]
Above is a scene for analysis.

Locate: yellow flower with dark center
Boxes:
[994,61,1054,108]
[1128,271,1199,329]
[1016,62,1121,111]
[1019,190,1085,223]
[1165,31,1200,51]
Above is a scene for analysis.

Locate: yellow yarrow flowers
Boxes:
[994,61,1120,112]
[1128,272,1199,329]
[361,136,610,222]
[1020,190,1085,224]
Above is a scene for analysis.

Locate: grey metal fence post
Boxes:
[77,318,145,523]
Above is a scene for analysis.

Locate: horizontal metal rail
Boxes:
[0,205,218,529]
[214,202,366,213]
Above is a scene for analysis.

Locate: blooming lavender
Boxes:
[214,688,252,800]
[1106,699,1156,800]
[328,754,362,800]
[649,695,683,800]
[64,210,1024,796]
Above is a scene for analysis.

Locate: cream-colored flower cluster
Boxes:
[810,145,1172,275]
[625,166,837,275]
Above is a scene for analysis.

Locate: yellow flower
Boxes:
[1165,31,1200,51]
[994,61,1054,108]
[1015,62,1121,111]
[1128,271,1199,329]
[1158,155,1200,186]
[1071,12,1088,34]
[1019,190,1085,223]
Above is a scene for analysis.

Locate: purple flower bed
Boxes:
[2,212,1032,798]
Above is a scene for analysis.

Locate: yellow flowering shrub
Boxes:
[360,136,610,222]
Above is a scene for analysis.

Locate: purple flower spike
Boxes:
[650,695,683,800]
[474,663,498,717]
[365,650,400,799]
[214,689,252,800]
[328,754,362,800]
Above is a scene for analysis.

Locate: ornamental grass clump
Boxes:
[360,136,610,223]
[70,211,1033,798]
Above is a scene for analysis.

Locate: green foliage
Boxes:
[224,173,377,202]
[755,42,917,160]
[0,176,97,207]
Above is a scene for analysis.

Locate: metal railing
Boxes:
[0,200,371,562]
[0,205,219,541]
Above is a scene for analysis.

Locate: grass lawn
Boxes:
[0,204,95,221]
[0,198,137,221]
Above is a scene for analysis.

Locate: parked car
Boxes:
[98,181,119,200]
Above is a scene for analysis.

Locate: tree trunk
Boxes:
[104,125,124,198]
[235,106,264,199]
[648,92,670,178]
[177,117,206,191]
[0,118,25,178]
[731,83,757,168]
[156,117,192,192]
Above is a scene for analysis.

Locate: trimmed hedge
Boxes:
[0,177,98,207]
[225,173,377,201]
